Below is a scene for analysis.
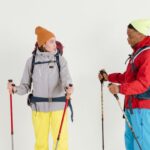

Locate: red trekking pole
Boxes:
[55,84,73,150]
[8,79,15,150]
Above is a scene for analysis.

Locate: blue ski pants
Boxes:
[125,109,150,150]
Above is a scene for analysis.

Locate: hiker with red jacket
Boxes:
[7,26,73,150]
[99,19,150,150]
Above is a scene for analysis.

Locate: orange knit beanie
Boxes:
[35,26,55,47]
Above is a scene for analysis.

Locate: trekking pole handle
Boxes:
[65,84,73,99]
[65,84,73,90]
[99,70,107,84]
[67,84,73,88]
[108,83,119,100]
[114,94,119,100]
[8,79,13,83]
[8,80,15,86]
[8,79,16,94]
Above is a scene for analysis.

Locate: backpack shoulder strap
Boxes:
[29,50,37,89]
[55,52,61,78]
[131,46,150,72]
[132,46,150,62]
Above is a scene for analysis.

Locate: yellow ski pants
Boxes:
[32,110,68,150]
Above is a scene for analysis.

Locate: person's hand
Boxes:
[108,83,119,95]
[7,80,16,94]
[98,69,108,82]
[66,84,73,99]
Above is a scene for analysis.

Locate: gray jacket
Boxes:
[16,49,72,112]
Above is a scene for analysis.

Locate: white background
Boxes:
[0,0,150,149]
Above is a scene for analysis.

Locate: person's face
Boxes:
[127,28,142,47]
[127,28,141,47]
[43,37,56,52]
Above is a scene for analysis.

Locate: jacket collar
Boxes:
[36,49,58,57]
[133,36,150,52]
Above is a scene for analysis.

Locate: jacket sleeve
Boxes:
[108,72,126,84]
[120,53,150,95]
[60,56,73,88]
[15,57,32,95]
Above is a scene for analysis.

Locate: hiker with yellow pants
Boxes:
[7,26,73,150]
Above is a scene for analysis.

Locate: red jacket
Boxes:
[108,36,150,109]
